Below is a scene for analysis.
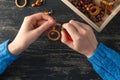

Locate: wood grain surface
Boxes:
[0,0,120,80]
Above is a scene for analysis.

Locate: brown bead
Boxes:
[35,1,42,6]
[31,3,36,7]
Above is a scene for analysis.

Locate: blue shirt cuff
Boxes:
[88,43,120,66]
[0,40,19,75]
[88,43,120,80]
[88,43,106,65]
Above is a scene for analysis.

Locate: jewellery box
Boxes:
[61,0,120,32]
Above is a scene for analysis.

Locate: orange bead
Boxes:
[31,3,36,7]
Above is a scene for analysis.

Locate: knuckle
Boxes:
[83,30,87,34]
[61,39,65,43]
[82,30,88,36]
[24,16,34,23]
[84,25,93,31]
[86,26,92,31]
[63,23,71,28]
[75,35,81,41]
[49,19,56,25]
[24,16,29,20]
[69,20,75,24]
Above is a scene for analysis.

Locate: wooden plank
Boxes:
[0,0,120,80]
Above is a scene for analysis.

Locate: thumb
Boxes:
[35,21,53,35]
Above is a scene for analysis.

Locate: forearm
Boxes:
[88,43,120,80]
[0,40,18,75]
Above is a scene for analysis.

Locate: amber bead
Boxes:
[35,1,42,6]
[31,3,36,7]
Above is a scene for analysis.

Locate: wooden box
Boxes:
[61,0,120,32]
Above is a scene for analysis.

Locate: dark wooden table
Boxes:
[0,0,120,80]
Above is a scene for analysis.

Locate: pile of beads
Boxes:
[70,0,117,22]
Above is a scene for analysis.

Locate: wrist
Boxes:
[80,50,95,58]
[84,43,98,58]
[8,41,26,55]
[85,52,94,58]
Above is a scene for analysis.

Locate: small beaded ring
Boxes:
[15,0,27,8]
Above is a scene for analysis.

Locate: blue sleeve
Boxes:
[0,40,19,75]
[88,43,120,80]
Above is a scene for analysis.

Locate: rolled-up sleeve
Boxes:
[0,40,19,75]
[88,43,120,80]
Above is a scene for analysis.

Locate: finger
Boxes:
[34,21,52,35]
[25,13,56,26]
[61,30,73,48]
[36,20,55,28]
[31,20,50,29]
[37,20,46,26]
[62,23,80,41]
[30,13,53,21]
[69,20,87,34]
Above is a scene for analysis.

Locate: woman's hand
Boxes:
[8,13,56,55]
[61,20,98,58]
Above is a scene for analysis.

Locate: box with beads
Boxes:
[61,0,120,32]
